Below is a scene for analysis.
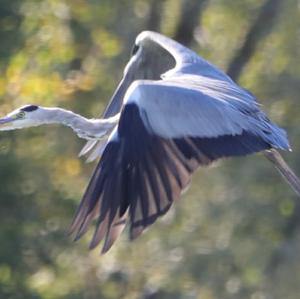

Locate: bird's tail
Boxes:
[263,149,300,196]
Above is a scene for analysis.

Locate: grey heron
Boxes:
[0,31,299,254]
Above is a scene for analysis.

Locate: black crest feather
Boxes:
[21,105,39,112]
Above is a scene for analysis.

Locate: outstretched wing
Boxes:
[80,31,241,160]
[69,79,289,253]
[139,31,237,82]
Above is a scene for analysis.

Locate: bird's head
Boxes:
[0,105,44,131]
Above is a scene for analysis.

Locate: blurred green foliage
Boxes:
[0,0,299,298]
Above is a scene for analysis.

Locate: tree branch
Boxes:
[227,0,282,81]
[146,0,167,32]
[173,0,208,47]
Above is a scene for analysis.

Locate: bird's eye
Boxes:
[17,111,25,119]
[131,44,139,56]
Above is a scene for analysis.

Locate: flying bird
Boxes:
[0,31,299,254]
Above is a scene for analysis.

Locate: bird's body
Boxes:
[1,31,299,253]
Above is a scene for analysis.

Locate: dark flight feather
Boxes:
[69,102,272,253]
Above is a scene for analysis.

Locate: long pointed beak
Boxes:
[0,116,16,131]
[0,117,14,124]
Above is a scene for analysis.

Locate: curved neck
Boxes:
[42,108,119,140]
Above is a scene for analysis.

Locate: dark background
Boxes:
[0,0,300,298]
